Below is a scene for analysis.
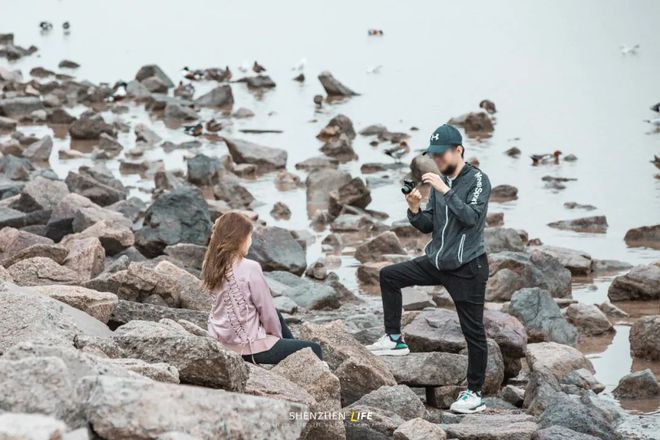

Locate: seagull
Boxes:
[531,150,562,165]
[479,99,497,114]
[292,58,307,71]
[620,44,640,55]
[384,141,410,163]
[644,117,660,130]
[39,21,53,31]
[366,65,383,74]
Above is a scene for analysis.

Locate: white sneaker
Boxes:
[450,390,486,414]
[365,334,410,356]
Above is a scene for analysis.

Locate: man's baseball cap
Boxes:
[423,124,462,155]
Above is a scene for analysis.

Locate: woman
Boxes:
[203,212,323,364]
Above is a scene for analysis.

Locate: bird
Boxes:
[313,94,323,108]
[531,150,562,165]
[184,123,203,137]
[205,119,223,132]
[293,73,305,82]
[651,155,660,169]
[292,58,307,71]
[384,141,410,163]
[479,99,497,114]
[182,66,204,81]
[39,21,53,31]
[62,21,70,30]
[366,65,383,74]
[650,102,660,113]
[107,81,127,102]
[205,66,231,82]
[252,61,266,73]
[174,81,195,100]
[644,117,660,130]
[368,29,384,36]
[620,44,640,55]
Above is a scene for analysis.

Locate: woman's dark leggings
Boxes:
[242,310,323,364]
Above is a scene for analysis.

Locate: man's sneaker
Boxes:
[365,334,410,356]
[449,390,486,414]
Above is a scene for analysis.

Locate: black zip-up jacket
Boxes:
[407,163,491,270]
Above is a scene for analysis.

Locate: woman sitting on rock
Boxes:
[204,212,323,364]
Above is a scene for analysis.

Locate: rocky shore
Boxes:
[1,30,659,440]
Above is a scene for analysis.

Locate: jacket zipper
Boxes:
[434,205,449,269]
[458,233,466,263]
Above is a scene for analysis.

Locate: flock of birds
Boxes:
[39,21,69,34]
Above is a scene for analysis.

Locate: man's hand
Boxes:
[422,172,450,194]
[405,188,422,213]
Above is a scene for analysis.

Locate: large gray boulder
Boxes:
[298,320,396,405]
[535,245,593,276]
[624,224,660,249]
[441,413,538,440]
[7,256,83,286]
[607,262,660,301]
[0,412,67,439]
[565,302,613,336]
[223,137,287,172]
[68,111,115,140]
[403,308,466,352]
[613,368,660,398]
[194,85,233,107]
[347,385,424,421]
[484,227,525,253]
[78,375,308,440]
[509,287,578,346]
[135,186,212,257]
[526,342,595,381]
[0,96,44,119]
[247,226,307,275]
[538,393,623,440]
[9,176,69,212]
[487,251,572,301]
[354,231,406,263]
[135,64,174,87]
[629,315,660,360]
[305,168,351,215]
[317,71,358,97]
[380,352,467,386]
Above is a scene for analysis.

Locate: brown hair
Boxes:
[201,212,253,292]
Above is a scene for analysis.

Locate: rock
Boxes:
[394,418,446,440]
[533,426,600,440]
[242,74,276,89]
[107,299,207,329]
[163,243,206,270]
[403,308,466,352]
[536,245,593,276]
[247,226,306,275]
[441,413,538,440]
[490,184,518,202]
[135,186,212,258]
[154,260,210,311]
[537,393,622,440]
[305,168,351,215]
[65,171,127,206]
[223,137,287,172]
[354,231,406,263]
[481,339,505,394]
[487,251,572,301]
[22,135,52,161]
[612,368,660,398]
[485,227,525,252]
[624,224,660,250]
[0,412,67,439]
[135,64,174,88]
[272,347,345,440]
[47,107,76,124]
[0,282,113,352]
[483,309,528,359]
[0,115,17,131]
[98,320,248,390]
[29,284,117,323]
[164,102,198,121]
[78,375,307,439]
[0,97,44,119]
[0,227,53,259]
[298,320,396,405]
[448,111,494,136]
[68,111,115,140]
[501,384,525,407]
[526,342,594,381]
[317,71,358,96]
[10,176,69,212]
[270,201,291,220]
[7,257,82,286]
[629,315,660,360]
[380,352,467,386]
[342,404,404,439]
[61,237,105,280]
[607,262,660,301]
[565,303,612,335]
[61,220,134,256]
[194,85,234,107]
[598,301,628,318]
[142,76,169,93]
[509,288,578,345]
[97,132,123,156]
[186,153,220,186]
[317,114,356,141]
[134,123,162,144]
[548,216,608,233]
[295,155,339,171]
[328,177,371,216]
[245,363,315,405]
[348,385,424,421]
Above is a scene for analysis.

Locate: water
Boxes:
[2,0,659,415]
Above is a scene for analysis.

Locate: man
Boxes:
[366,123,491,414]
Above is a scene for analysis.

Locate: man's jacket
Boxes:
[407,163,491,271]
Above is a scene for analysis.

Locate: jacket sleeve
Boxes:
[248,264,283,338]
[444,172,491,226]
[407,189,435,233]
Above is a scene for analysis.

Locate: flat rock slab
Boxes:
[380,352,467,386]
[440,412,538,440]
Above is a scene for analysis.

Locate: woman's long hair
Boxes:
[201,212,253,292]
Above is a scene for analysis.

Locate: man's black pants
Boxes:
[379,253,489,393]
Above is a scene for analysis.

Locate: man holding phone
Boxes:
[366,124,492,414]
